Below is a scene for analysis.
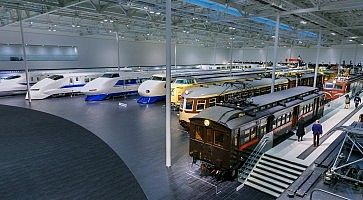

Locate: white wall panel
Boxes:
[0,30,362,71]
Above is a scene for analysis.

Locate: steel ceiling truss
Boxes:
[0,0,362,48]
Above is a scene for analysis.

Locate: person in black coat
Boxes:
[296,117,306,142]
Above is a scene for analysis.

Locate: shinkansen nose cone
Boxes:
[137,79,166,104]
[137,80,165,97]
[81,77,111,95]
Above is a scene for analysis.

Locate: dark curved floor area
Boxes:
[0,104,146,200]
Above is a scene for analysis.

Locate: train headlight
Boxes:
[204,120,210,126]
[185,90,190,95]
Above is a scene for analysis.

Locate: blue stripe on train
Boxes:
[85,90,138,101]
[61,84,85,88]
[137,95,166,104]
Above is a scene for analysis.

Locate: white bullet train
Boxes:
[0,73,46,96]
[26,73,102,100]
[81,71,155,101]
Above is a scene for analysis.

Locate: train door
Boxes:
[313,97,319,117]
[291,105,300,127]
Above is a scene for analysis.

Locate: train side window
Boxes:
[244,129,250,142]
[335,85,342,90]
[206,129,213,143]
[214,131,224,146]
[185,99,193,111]
[37,77,40,81]
[85,78,90,83]
[196,100,206,111]
[250,127,256,139]
[234,135,238,146]
[209,98,216,107]
[70,78,73,84]
[30,77,34,82]
[76,77,79,81]
[195,127,203,141]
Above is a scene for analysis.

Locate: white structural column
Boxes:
[18,10,31,103]
[230,39,233,73]
[116,32,120,71]
[174,43,177,68]
[271,14,280,93]
[213,42,217,66]
[165,0,172,167]
[265,46,269,67]
[338,41,344,77]
[353,43,358,67]
[313,29,322,88]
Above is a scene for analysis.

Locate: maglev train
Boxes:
[26,73,102,100]
[81,72,155,101]
[0,73,46,96]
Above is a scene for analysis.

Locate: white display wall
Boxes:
[0,28,362,70]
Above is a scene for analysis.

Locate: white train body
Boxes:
[26,73,102,100]
[137,74,167,104]
[82,72,153,101]
[0,73,46,96]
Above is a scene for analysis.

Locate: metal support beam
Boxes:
[271,14,280,93]
[165,0,172,168]
[18,10,31,104]
[3,0,89,27]
[313,29,322,88]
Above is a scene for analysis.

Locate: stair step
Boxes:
[264,154,308,168]
[250,172,290,189]
[258,160,302,176]
[245,181,280,198]
[253,168,294,184]
[255,165,298,180]
[248,177,285,193]
[261,156,306,172]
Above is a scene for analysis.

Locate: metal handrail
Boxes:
[310,189,351,200]
[238,136,269,183]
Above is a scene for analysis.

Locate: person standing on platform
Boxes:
[312,120,323,147]
[296,117,305,142]
[354,96,361,109]
[344,94,350,109]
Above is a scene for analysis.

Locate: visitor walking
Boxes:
[312,120,323,147]
[354,96,361,109]
[296,117,305,142]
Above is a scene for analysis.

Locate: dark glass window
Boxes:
[185,99,193,110]
[48,75,64,80]
[214,131,224,146]
[5,75,21,80]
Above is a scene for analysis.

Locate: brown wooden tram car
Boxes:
[189,87,324,173]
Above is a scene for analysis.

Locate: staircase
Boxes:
[244,154,307,198]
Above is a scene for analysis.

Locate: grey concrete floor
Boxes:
[0,95,188,200]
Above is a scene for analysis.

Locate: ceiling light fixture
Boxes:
[331,32,336,35]
[72,24,75,27]
[300,20,307,25]
[156,12,160,15]
[150,11,155,14]
[76,25,80,28]
[110,20,114,23]
[350,36,358,39]
[348,39,353,42]
[104,19,108,22]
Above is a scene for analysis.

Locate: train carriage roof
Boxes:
[193,86,321,130]
[183,78,289,98]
